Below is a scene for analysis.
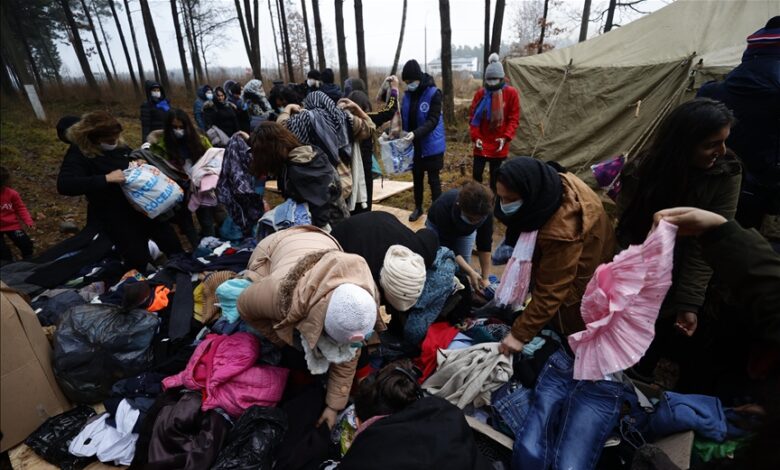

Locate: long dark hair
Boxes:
[618,98,735,243]
[249,121,302,176]
[354,359,422,422]
[163,108,207,165]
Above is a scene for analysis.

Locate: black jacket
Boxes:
[140,80,170,143]
[338,396,492,470]
[427,189,494,253]
[203,101,240,137]
[319,82,344,103]
[405,74,443,158]
[699,220,780,344]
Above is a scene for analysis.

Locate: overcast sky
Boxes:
[56,0,671,80]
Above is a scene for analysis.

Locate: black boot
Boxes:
[408,207,423,222]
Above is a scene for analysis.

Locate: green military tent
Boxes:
[504,0,779,178]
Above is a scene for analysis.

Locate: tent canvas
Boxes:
[504,0,779,179]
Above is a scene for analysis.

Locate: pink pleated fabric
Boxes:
[568,220,677,380]
[494,230,538,309]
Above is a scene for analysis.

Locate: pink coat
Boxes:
[163,332,288,417]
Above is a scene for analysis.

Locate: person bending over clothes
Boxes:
[335,360,492,470]
[140,80,171,142]
[203,86,241,138]
[331,211,440,312]
[426,180,494,292]
[495,157,615,356]
[617,98,741,380]
[400,59,447,222]
[236,225,384,429]
[147,108,216,245]
[57,111,183,269]
[249,121,349,229]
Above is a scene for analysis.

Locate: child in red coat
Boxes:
[469,53,521,191]
[0,166,34,261]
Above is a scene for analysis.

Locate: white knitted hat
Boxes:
[380,245,427,312]
[324,283,377,344]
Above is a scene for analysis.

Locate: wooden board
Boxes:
[372,204,428,231]
[264,179,414,203]
[465,416,514,451]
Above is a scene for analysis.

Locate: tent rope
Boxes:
[531,59,573,158]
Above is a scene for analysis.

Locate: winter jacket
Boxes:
[512,172,616,342]
[338,396,493,470]
[401,74,446,158]
[193,85,212,130]
[237,226,383,410]
[699,220,780,344]
[140,80,171,142]
[319,82,344,103]
[469,84,521,158]
[617,155,742,313]
[162,332,289,418]
[0,186,33,231]
[203,100,240,138]
[146,129,212,167]
[697,52,780,203]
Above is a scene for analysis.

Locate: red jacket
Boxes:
[469,85,521,159]
[0,186,33,232]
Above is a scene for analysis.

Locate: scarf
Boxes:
[470,84,505,130]
[216,134,264,235]
[494,157,563,245]
[285,91,351,166]
[494,230,538,309]
[301,334,359,375]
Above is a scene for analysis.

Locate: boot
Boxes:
[408,207,423,222]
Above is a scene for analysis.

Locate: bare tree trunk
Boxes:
[390,0,407,76]
[197,21,211,83]
[235,0,261,79]
[537,0,550,54]
[274,0,287,80]
[489,0,505,55]
[109,0,140,95]
[278,0,295,82]
[58,0,99,88]
[605,0,617,32]
[354,0,368,85]
[483,0,490,71]
[80,0,116,88]
[234,0,253,70]
[181,0,203,84]
[41,40,65,89]
[267,0,283,79]
[438,0,454,124]
[19,33,45,92]
[300,0,315,70]
[93,1,118,78]
[170,0,193,93]
[311,0,326,69]
[139,0,169,90]
[334,0,348,84]
[251,0,261,78]
[123,0,145,83]
[0,52,18,96]
[578,0,592,42]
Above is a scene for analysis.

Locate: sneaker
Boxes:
[408,207,423,222]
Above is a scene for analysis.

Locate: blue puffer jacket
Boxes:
[193,84,212,130]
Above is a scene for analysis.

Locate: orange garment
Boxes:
[147,285,171,312]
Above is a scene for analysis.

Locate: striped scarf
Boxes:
[470,85,505,131]
[285,91,351,165]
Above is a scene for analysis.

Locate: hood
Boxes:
[56,115,80,144]
[144,80,166,102]
[196,84,212,101]
[408,74,437,95]
[243,79,266,99]
[223,79,237,93]
[288,145,317,164]
[146,129,164,146]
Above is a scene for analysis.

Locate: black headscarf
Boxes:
[494,157,564,245]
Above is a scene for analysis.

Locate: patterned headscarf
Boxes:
[284,91,351,165]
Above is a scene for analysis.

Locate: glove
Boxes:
[475,139,483,150]
[496,138,506,152]
[403,132,415,142]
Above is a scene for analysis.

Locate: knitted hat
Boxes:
[321,68,335,84]
[485,53,504,80]
[307,69,321,80]
[743,17,780,59]
[325,283,377,344]
[380,245,427,311]
[402,60,423,82]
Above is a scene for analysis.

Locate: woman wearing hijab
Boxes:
[203,87,241,137]
[242,79,273,130]
[494,157,615,356]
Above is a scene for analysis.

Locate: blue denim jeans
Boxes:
[492,381,533,438]
[425,220,477,261]
[512,349,625,470]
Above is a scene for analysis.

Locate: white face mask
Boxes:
[205,92,214,100]
[173,129,186,138]
[99,142,118,152]
[150,90,162,100]
[406,81,420,92]
[500,199,523,215]
[306,79,318,87]
[485,78,501,87]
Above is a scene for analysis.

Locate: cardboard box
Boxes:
[1,282,71,452]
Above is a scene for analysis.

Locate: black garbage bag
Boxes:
[24,405,96,470]
[211,406,288,470]
[53,304,160,403]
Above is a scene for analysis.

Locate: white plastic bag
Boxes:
[122,163,184,218]
[378,134,414,174]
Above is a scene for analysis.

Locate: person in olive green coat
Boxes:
[617,98,741,379]
[146,108,216,246]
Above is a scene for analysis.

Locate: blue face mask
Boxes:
[500,199,523,215]
[406,81,420,92]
